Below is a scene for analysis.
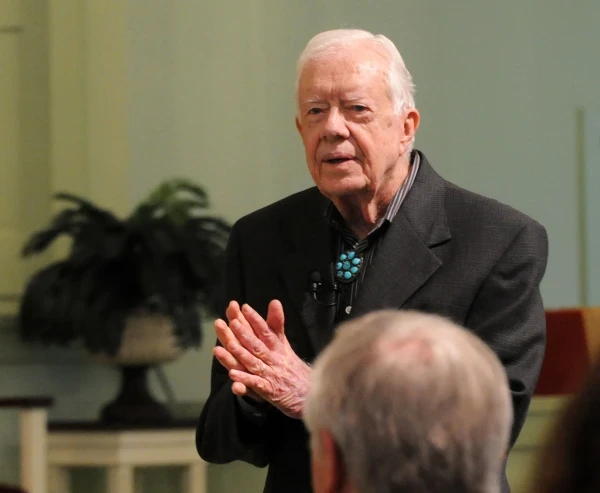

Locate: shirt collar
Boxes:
[325,150,421,234]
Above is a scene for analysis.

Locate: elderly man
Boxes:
[304,310,513,493]
[196,29,548,493]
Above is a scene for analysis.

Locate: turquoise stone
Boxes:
[336,249,363,283]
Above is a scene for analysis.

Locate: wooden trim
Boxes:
[20,408,49,493]
[48,0,87,199]
[1,0,133,363]
[0,397,53,408]
[47,428,205,467]
[48,0,131,235]
[48,418,198,432]
[84,0,131,215]
[0,484,27,493]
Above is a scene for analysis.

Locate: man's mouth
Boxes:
[324,155,355,164]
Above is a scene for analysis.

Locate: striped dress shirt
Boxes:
[325,151,421,322]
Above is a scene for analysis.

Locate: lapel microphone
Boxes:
[308,269,339,306]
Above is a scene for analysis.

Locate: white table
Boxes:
[47,421,206,493]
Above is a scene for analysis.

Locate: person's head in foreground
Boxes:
[303,310,513,493]
[531,350,600,493]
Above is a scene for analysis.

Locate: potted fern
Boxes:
[18,179,231,424]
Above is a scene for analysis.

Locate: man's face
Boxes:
[295,43,416,201]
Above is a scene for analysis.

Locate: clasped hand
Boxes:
[213,300,311,419]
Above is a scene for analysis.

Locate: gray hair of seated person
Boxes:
[303,310,512,493]
[295,29,416,118]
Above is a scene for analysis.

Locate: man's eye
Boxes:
[308,108,323,115]
[351,105,367,112]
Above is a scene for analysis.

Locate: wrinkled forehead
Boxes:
[297,45,390,100]
[301,40,389,77]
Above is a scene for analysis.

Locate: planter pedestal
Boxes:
[91,314,183,425]
[100,365,171,425]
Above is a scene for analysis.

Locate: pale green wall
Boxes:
[582,110,600,305]
[128,0,600,308]
[1,1,598,491]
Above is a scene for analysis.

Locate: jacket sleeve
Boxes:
[195,222,271,467]
[465,219,549,448]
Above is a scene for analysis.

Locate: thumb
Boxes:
[266,299,285,337]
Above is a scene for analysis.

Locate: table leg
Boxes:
[48,466,69,493]
[107,465,134,493]
[183,463,207,493]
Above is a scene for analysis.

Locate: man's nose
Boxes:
[322,108,350,140]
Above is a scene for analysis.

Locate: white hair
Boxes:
[295,29,416,116]
[303,310,512,493]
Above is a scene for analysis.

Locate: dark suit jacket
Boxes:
[196,151,548,493]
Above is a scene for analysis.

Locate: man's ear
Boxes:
[295,116,302,135]
[314,429,348,493]
[400,108,420,147]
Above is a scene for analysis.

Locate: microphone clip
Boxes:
[308,270,338,307]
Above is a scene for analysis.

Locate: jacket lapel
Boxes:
[351,153,452,318]
[277,191,336,355]
[276,153,451,352]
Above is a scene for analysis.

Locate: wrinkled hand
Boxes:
[213,300,311,419]
[213,301,264,402]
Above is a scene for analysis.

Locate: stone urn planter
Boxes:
[91,313,184,424]
[17,179,231,425]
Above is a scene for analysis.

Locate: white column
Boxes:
[20,408,48,493]
[183,462,207,493]
[48,467,69,493]
[107,465,135,493]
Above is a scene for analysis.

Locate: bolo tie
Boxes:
[334,249,364,282]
